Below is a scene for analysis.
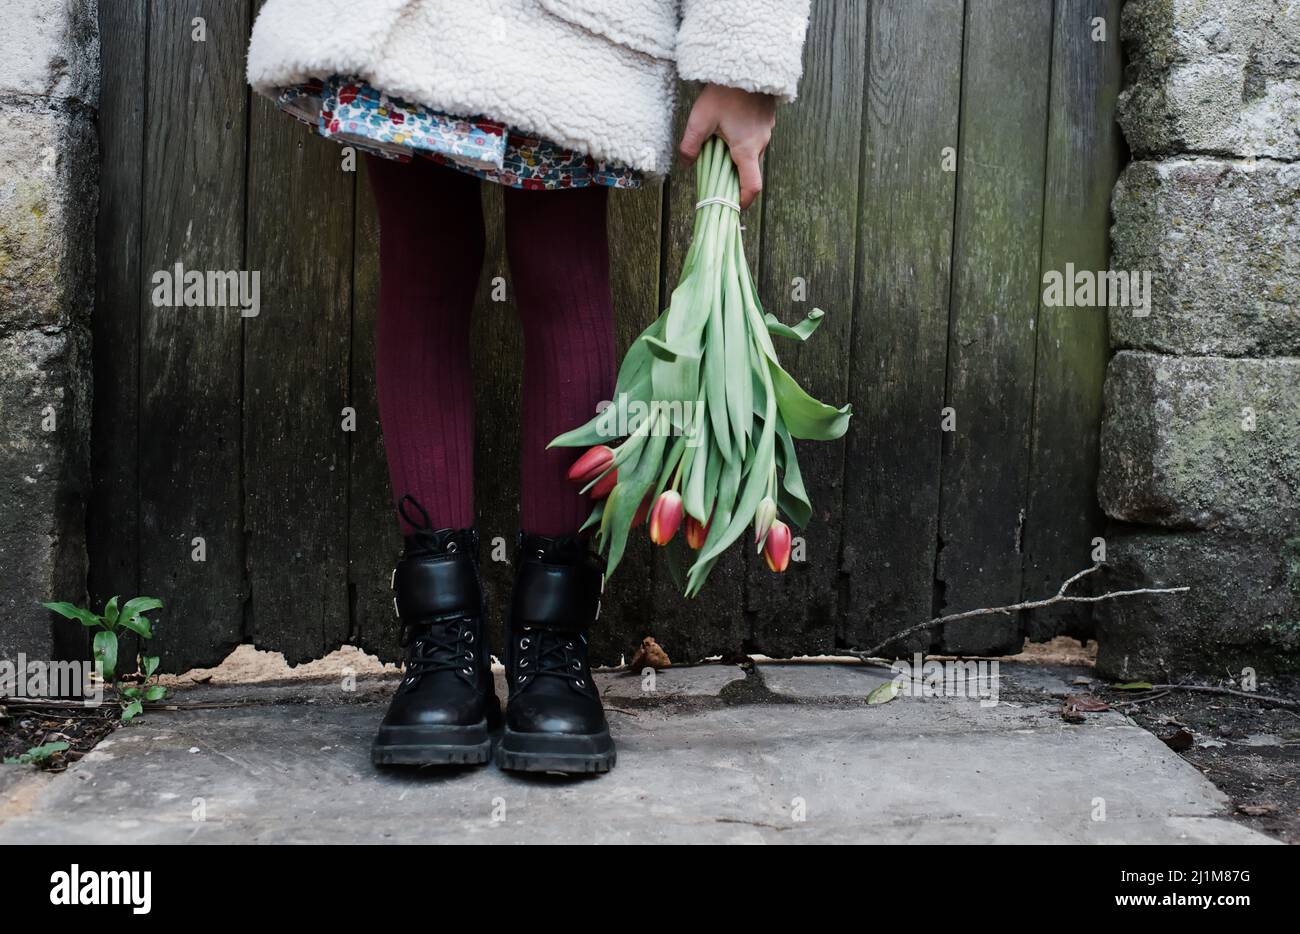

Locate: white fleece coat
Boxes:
[246,0,811,176]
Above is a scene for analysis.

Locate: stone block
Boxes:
[0,326,91,662]
[1098,351,1300,534]
[0,0,98,103]
[1095,527,1300,679]
[0,102,97,332]
[1110,159,1300,356]
[1119,0,1300,159]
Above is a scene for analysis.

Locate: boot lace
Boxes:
[402,617,476,679]
[517,628,586,688]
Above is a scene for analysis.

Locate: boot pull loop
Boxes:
[397,494,434,532]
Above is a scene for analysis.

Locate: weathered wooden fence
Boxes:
[92,0,1123,670]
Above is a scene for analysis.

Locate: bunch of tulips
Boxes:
[551,136,851,596]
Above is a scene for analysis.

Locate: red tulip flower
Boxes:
[648,491,683,546]
[685,514,711,550]
[568,445,614,485]
[632,494,653,528]
[763,520,792,573]
[588,469,618,500]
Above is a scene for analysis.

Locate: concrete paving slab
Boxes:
[758,660,1097,702]
[597,664,746,699]
[0,668,1277,844]
[759,661,897,698]
[999,664,1099,698]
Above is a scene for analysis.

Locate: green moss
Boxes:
[1284,537,1300,599]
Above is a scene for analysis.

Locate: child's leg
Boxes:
[502,185,617,537]
[368,155,485,533]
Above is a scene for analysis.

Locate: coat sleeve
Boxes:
[674,0,811,102]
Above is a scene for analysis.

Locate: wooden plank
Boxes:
[1021,0,1124,641]
[468,183,517,653]
[471,179,663,668]
[137,0,248,670]
[244,67,355,663]
[745,0,865,658]
[936,0,1055,654]
[88,0,145,647]
[645,83,764,664]
[347,160,403,662]
[839,0,964,656]
[587,183,663,665]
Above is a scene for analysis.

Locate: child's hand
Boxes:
[678,84,778,209]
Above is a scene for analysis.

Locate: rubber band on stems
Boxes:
[694,196,741,212]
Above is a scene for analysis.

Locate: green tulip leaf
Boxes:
[765,308,826,342]
[768,358,852,441]
[579,502,605,533]
[774,419,812,529]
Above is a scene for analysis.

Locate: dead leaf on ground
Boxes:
[1162,728,1195,752]
[1237,804,1276,817]
[1060,703,1086,724]
[867,680,902,705]
[1064,693,1109,712]
[627,636,671,671]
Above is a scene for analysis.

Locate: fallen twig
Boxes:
[1117,690,1172,707]
[0,697,266,712]
[843,564,1189,660]
[1147,683,1300,710]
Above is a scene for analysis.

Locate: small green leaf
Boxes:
[42,601,102,629]
[867,680,903,705]
[20,741,70,764]
[117,597,162,639]
[120,596,163,616]
[1111,681,1155,691]
[103,595,120,626]
[145,684,167,702]
[42,601,84,620]
[143,656,160,678]
[118,614,153,639]
[121,700,143,722]
[93,629,118,682]
[120,685,141,699]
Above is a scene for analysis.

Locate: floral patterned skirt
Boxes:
[276,76,641,191]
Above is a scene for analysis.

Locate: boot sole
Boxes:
[372,720,494,767]
[495,726,616,774]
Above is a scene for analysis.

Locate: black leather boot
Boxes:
[497,532,615,774]
[372,497,500,766]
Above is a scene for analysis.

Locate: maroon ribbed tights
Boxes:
[367,155,615,537]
